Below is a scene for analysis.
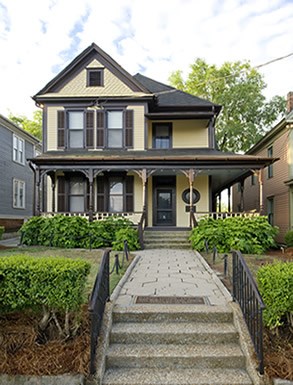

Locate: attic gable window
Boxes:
[87,68,104,87]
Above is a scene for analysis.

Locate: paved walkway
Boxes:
[0,237,20,247]
[114,249,232,307]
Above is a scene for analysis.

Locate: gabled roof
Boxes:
[0,114,41,145]
[33,43,150,99]
[134,73,221,113]
[247,109,293,154]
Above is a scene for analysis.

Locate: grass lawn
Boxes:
[0,245,134,298]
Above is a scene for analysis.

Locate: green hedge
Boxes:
[257,262,293,329]
[20,215,140,250]
[0,255,90,313]
[190,216,278,254]
[0,226,4,240]
[284,229,293,247]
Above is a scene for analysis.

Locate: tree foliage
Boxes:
[169,59,286,152]
[9,110,42,140]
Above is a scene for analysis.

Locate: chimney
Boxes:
[287,92,293,113]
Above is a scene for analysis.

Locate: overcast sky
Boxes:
[0,0,292,119]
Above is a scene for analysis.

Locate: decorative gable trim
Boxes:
[33,43,150,100]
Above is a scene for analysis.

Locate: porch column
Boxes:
[141,169,147,212]
[227,187,231,212]
[48,173,56,213]
[240,181,244,212]
[256,170,264,214]
[36,167,41,216]
[218,193,222,212]
[88,169,94,222]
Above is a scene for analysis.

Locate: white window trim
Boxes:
[13,179,25,209]
[13,134,25,165]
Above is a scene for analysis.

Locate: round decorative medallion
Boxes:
[182,188,201,204]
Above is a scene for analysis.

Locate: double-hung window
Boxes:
[13,179,25,209]
[107,111,123,148]
[68,111,84,148]
[267,146,273,178]
[13,134,24,164]
[153,123,172,149]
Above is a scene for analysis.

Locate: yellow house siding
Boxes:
[133,173,143,212]
[47,106,62,150]
[129,105,145,150]
[148,119,209,148]
[147,177,153,226]
[49,59,146,97]
[176,175,209,227]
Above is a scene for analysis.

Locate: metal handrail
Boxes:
[232,250,265,374]
[138,210,146,249]
[88,241,130,374]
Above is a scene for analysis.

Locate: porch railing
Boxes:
[195,211,260,221]
[42,211,143,224]
[232,250,265,374]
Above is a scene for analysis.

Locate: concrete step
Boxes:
[103,368,253,385]
[144,243,191,250]
[106,343,246,369]
[110,322,239,345]
[144,232,190,239]
[112,305,234,324]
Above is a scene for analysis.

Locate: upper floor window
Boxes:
[153,123,172,149]
[107,111,123,148]
[13,134,24,164]
[267,146,273,178]
[87,69,104,87]
[267,197,274,226]
[68,111,84,148]
[13,179,25,209]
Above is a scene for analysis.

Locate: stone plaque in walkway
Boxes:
[135,295,207,304]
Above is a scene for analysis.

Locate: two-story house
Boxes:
[0,114,41,231]
[233,93,293,243]
[30,43,273,236]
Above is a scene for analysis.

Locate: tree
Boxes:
[9,110,42,140]
[169,59,286,152]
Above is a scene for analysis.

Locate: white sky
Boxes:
[0,0,293,119]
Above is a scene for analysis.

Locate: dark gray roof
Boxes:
[133,73,221,112]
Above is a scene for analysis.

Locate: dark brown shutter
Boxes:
[97,176,105,211]
[96,111,105,148]
[125,110,133,148]
[125,175,134,212]
[86,111,94,148]
[57,111,65,148]
[57,176,67,212]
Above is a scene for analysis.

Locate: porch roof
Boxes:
[30,149,276,195]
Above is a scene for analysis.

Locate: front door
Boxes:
[153,176,176,226]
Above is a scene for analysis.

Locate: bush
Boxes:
[0,226,4,240]
[20,215,140,250]
[284,229,293,247]
[112,227,140,251]
[20,216,47,245]
[257,262,293,329]
[190,216,278,254]
[0,255,91,337]
[0,255,90,312]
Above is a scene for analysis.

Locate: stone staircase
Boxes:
[143,230,191,249]
[102,304,253,385]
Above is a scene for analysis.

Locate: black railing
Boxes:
[138,210,146,249]
[88,241,130,374]
[232,250,265,375]
[88,249,110,375]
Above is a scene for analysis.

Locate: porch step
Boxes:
[103,305,252,385]
[103,368,253,385]
[143,230,191,250]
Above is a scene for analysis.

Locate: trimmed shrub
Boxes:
[284,229,293,247]
[257,262,293,329]
[0,226,4,240]
[0,255,90,312]
[20,216,47,245]
[190,216,278,254]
